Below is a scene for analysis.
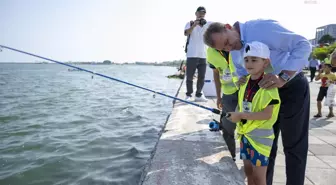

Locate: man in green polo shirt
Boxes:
[207,47,239,161]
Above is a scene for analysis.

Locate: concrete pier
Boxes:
[139,79,245,185]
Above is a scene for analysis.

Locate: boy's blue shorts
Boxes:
[240,135,269,166]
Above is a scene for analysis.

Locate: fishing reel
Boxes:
[209,119,222,132]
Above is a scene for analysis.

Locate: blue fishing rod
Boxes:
[0,45,221,115]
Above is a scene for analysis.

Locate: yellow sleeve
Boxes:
[261,88,281,109]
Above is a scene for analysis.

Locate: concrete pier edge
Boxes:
[138,78,185,185]
[139,78,244,185]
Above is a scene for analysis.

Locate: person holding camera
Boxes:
[184,6,210,102]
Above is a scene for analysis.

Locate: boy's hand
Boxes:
[237,76,247,85]
[227,112,242,123]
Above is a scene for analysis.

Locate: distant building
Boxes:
[315,24,336,43]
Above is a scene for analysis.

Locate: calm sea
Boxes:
[0,63,182,185]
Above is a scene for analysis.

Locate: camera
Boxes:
[199,18,207,26]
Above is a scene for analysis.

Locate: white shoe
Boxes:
[185,96,192,101]
[195,95,208,102]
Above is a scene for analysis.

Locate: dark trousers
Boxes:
[332,67,336,73]
[186,57,206,97]
[220,92,238,159]
[266,73,310,185]
[309,67,316,82]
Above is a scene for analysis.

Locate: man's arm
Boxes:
[252,20,312,78]
[184,21,198,36]
[315,72,322,81]
[213,68,222,99]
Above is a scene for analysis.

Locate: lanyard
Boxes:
[218,50,229,65]
[245,75,263,101]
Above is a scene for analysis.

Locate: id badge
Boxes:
[243,101,252,112]
[222,69,232,81]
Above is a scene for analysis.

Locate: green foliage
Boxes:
[313,47,329,61]
[103,60,112,64]
[135,60,185,67]
[312,42,336,61]
[327,42,336,53]
[318,34,335,44]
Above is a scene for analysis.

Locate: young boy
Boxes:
[314,63,336,118]
[227,41,281,185]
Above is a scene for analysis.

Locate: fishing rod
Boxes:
[0,45,222,115]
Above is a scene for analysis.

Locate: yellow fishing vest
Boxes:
[237,75,281,157]
[206,48,239,95]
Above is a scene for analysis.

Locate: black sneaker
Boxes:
[314,114,322,118]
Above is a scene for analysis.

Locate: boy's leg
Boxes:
[185,58,198,97]
[252,166,267,185]
[243,160,255,185]
[195,58,206,97]
[328,106,334,117]
[240,136,254,184]
[248,139,269,185]
[317,101,322,115]
[315,87,325,116]
[221,92,239,160]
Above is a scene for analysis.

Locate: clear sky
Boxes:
[0,0,334,63]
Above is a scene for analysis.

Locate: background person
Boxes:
[184,6,210,102]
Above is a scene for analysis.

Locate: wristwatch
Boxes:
[278,72,291,82]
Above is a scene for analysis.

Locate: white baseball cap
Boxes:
[243,41,270,59]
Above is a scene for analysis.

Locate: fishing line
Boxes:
[0,45,222,115]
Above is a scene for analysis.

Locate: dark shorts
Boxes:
[317,86,328,101]
[332,67,336,73]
